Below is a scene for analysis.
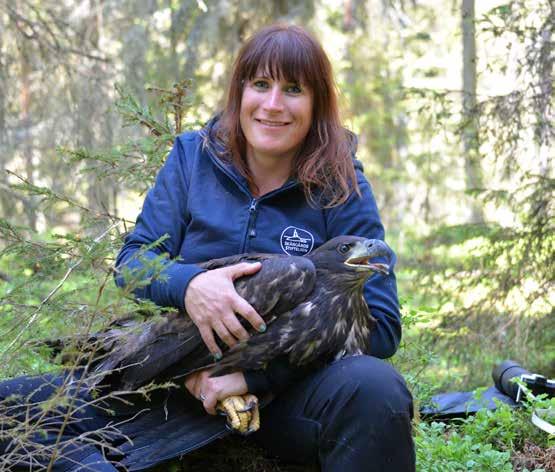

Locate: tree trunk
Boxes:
[535,21,552,175]
[0,27,14,221]
[461,0,484,223]
[82,0,112,230]
[19,41,38,231]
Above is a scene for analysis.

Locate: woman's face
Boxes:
[240,73,313,163]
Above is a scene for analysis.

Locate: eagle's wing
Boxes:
[89,254,316,391]
[198,252,274,270]
[207,299,320,376]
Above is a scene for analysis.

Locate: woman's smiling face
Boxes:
[239,73,313,163]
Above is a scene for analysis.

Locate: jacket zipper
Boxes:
[248,199,258,238]
[240,179,300,252]
[241,198,258,252]
[206,149,299,253]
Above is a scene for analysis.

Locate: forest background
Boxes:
[0,0,553,470]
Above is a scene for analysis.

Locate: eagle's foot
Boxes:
[217,394,260,435]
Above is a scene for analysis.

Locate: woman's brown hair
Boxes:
[216,24,359,208]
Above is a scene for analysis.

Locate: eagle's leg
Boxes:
[216,394,260,435]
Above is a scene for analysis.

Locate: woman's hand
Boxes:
[184,262,265,359]
[185,369,248,415]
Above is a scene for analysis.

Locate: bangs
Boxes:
[241,31,314,86]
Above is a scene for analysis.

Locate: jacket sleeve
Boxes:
[324,167,401,359]
[114,136,205,310]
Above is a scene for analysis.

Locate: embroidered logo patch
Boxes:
[280,226,315,256]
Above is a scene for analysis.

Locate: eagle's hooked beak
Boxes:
[345,239,391,275]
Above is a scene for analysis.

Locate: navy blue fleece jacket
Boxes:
[115,122,401,395]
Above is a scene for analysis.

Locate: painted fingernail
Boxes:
[258,323,266,333]
[213,352,222,361]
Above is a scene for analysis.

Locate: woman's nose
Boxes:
[263,85,284,111]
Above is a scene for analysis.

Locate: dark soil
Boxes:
[148,435,317,472]
[512,441,555,472]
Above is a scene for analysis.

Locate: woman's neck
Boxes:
[246,148,294,197]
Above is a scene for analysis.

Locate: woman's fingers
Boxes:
[185,370,217,414]
[198,324,222,359]
[184,371,201,398]
[212,320,238,349]
[195,371,248,416]
[232,297,266,333]
[196,369,217,415]
[226,262,262,280]
[222,313,250,342]
[224,263,265,333]
[184,261,265,354]
[202,391,218,415]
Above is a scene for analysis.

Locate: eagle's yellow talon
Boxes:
[217,394,260,435]
[247,396,260,433]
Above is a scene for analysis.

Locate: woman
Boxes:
[1,24,414,471]
[116,24,415,471]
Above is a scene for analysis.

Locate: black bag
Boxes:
[420,360,554,421]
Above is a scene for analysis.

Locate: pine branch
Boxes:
[0,221,121,363]
[5,170,134,225]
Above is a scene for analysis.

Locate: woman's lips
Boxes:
[255,118,290,127]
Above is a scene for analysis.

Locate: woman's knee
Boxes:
[324,355,413,417]
[309,356,415,469]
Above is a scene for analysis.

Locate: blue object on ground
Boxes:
[419,386,518,420]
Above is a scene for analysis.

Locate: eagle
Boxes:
[74,235,391,434]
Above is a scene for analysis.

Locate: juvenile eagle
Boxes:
[84,235,391,433]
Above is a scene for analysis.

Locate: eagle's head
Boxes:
[308,236,392,281]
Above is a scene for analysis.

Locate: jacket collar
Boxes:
[200,115,299,199]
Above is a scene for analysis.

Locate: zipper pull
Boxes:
[249,199,257,237]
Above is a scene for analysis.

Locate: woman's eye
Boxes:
[253,80,269,89]
[286,84,302,94]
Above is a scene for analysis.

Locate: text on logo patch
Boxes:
[280,226,315,256]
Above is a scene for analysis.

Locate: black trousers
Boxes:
[255,355,415,471]
[0,373,120,471]
[0,356,414,471]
